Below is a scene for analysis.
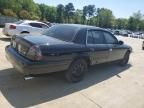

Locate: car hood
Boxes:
[21,35,71,45]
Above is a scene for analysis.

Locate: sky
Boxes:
[34,0,144,18]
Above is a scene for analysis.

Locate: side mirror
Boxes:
[118,40,124,45]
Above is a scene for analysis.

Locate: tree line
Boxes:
[0,0,144,31]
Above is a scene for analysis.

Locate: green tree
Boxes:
[74,9,83,24]
[127,17,137,31]
[82,5,95,24]
[56,4,65,23]
[64,3,75,23]
[139,20,144,30]
[82,6,88,24]
[38,4,47,20]
[97,8,114,28]
[19,10,30,19]
[132,11,143,30]
[45,6,56,22]
[115,18,128,29]
[127,11,144,31]
[3,9,17,17]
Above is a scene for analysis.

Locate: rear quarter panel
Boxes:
[41,43,90,66]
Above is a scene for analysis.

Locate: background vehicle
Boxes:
[130,32,143,38]
[142,41,144,50]
[138,32,144,39]
[114,30,120,35]
[3,20,49,36]
[5,24,132,82]
[120,30,129,37]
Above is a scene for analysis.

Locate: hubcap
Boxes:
[72,63,85,76]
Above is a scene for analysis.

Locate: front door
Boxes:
[103,31,126,61]
[86,30,109,65]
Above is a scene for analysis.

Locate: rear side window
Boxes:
[87,30,105,44]
[74,29,86,44]
[29,23,42,28]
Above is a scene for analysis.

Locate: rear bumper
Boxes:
[5,45,70,75]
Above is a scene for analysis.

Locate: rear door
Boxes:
[86,30,109,65]
[103,31,126,61]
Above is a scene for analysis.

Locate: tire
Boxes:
[119,51,130,66]
[142,47,144,50]
[65,59,88,83]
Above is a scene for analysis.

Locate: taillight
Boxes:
[27,45,43,61]
[10,25,16,29]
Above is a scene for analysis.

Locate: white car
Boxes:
[130,32,139,38]
[138,33,144,39]
[142,41,144,50]
[3,20,49,36]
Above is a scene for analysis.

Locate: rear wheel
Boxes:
[119,51,130,66]
[65,59,87,83]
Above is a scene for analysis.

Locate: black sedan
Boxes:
[5,24,132,82]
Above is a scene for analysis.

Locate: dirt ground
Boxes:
[0,28,144,108]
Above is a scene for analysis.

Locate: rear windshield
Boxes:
[42,25,79,42]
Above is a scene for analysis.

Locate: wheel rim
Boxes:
[72,62,85,77]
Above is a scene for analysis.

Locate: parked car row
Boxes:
[129,32,144,39]
[111,30,144,39]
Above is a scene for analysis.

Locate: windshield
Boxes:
[42,25,79,42]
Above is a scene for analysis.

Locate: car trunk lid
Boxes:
[22,35,68,45]
[11,35,70,60]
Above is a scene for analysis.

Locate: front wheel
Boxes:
[65,59,87,83]
[21,31,29,35]
[119,51,130,66]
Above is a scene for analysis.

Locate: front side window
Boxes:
[29,23,42,28]
[104,32,118,44]
[73,29,86,44]
[87,30,105,44]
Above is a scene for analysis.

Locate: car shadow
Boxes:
[0,63,131,107]
[0,37,11,42]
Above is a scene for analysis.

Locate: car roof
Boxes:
[57,24,106,31]
[21,20,47,25]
